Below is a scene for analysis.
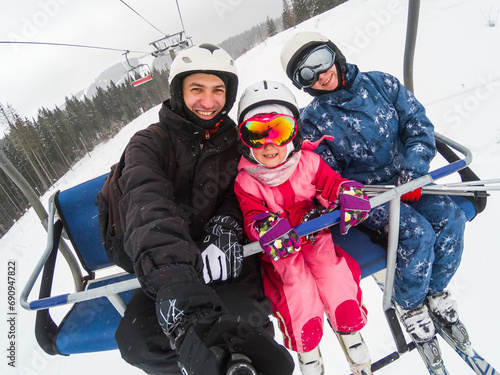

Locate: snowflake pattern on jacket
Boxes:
[300,63,466,309]
[301,63,436,185]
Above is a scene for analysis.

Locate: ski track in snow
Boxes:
[1,0,500,374]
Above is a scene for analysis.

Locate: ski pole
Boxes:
[363,185,491,197]
[433,178,500,187]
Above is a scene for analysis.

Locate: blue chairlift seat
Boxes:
[333,195,477,279]
[31,174,137,356]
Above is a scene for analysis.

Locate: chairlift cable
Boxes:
[0,40,149,54]
[119,0,167,37]
[174,0,188,36]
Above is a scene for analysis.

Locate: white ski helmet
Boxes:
[237,80,300,124]
[280,31,347,94]
[168,43,238,128]
[237,80,302,164]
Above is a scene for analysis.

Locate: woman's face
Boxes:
[311,64,339,91]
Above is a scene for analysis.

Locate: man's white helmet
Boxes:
[168,43,238,127]
[168,43,237,86]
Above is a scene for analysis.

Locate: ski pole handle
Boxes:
[226,354,257,375]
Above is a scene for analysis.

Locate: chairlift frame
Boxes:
[149,31,192,58]
[123,50,153,87]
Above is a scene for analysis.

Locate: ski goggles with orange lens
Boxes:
[239,113,297,149]
[292,44,336,89]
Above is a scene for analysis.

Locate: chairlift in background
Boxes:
[123,50,153,87]
[150,31,192,59]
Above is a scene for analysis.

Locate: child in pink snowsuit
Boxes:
[234,80,372,375]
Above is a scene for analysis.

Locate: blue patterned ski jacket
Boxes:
[301,63,436,185]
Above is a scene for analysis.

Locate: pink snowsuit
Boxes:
[235,148,367,353]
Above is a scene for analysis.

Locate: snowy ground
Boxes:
[1,0,500,374]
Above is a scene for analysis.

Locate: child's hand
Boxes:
[252,212,301,261]
[337,181,371,234]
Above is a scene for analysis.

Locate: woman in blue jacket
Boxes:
[280,31,466,345]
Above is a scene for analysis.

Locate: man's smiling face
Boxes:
[182,73,226,121]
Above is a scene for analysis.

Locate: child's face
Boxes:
[252,141,288,168]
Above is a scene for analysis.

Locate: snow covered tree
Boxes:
[312,0,348,16]
[292,0,312,24]
[282,0,296,29]
[266,16,278,37]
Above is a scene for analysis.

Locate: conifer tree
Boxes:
[292,0,312,24]
[282,0,296,29]
[266,16,278,37]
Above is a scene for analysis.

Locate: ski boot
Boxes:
[425,290,459,326]
[426,291,474,356]
[335,331,372,375]
[297,346,324,375]
[399,303,436,343]
[399,303,447,374]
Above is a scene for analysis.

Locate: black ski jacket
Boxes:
[118,100,242,297]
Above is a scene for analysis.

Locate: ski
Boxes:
[431,316,499,375]
[413,336,450,375]
[335,331,372,375]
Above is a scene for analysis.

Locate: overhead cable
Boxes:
[0,40,150,54]
[174,0,188,35]
[119,0,167,37]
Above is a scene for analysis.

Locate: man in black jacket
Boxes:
[114,43,294,375]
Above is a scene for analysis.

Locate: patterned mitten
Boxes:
[338,181,371,235]
[252,212,301,261]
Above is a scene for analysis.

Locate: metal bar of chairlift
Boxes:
[403,0,420,93]
[0,149,83,292]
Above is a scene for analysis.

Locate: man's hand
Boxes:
[155,270,295,375]
[200,216,244,284]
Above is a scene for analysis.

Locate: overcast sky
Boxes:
[0,0,283,120]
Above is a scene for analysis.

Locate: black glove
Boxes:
[200,215,244,284]
[300,205,329,244]
[156,267,295,375]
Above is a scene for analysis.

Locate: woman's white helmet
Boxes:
[168,43,238,128]
[280,31,347,94]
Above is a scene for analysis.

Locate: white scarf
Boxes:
[243,151,301,187]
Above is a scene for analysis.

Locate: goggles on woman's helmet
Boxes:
[292,44,336,89]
